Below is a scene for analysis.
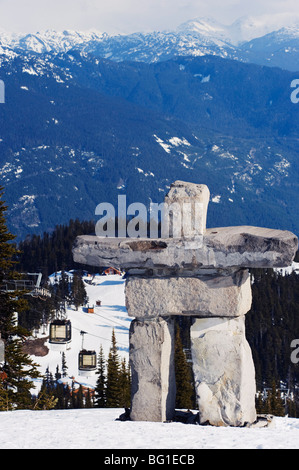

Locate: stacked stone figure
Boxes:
[73,181,298,426]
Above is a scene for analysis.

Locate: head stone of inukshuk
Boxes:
[72,180,298,426]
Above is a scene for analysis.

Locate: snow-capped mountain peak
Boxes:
[0,28,105,54]
[177,17,237,46]
[176,15,299,46]
[177,17,226,35]
[273,25,299,39]
[176,16,281,46]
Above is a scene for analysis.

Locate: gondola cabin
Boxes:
[49,319,72,350]
[78,350,97,376]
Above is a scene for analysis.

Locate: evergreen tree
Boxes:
[70,380,76,409]
[106,329,122,407]
[174,327,194,409]
[95,345,106,407]
[119,358,131,409]
[286,397,297,418]
[256,382,286,416]
[0,371,11,411]
[55,382,67,410]
[57,270,70,303]
[61,352,68,378]
[34,370,58,410]
[0,186,41,409]
[6,335,41,409]
[71,273,87,310]
[63,383,72,409]
[76,385,84,409]
[255,391,265,414]
[85,389,93,408]
[55,364,61,381]
[268,380,285,417]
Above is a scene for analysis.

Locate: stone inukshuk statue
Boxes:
[72,181,298,426]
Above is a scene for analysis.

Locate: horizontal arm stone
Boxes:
[72,225,298,271]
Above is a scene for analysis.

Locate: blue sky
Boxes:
[0,0,298,33]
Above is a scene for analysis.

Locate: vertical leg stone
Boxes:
[129,316,176,422]
[191,316,257,426]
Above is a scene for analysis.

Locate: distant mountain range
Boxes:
[0,48,298,241]
[0,17,299,70]
[0,18,298,241]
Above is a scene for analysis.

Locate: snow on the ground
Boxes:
[32,273,130,392]
[274,261,299,276]
[0,408,299,449]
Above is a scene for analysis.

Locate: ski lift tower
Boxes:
[0,272,51,363]
[27,273,51,299]
[1,273,51,299]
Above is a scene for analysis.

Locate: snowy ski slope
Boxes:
[32,272,130,391]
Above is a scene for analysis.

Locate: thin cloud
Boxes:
[0,0,298,34]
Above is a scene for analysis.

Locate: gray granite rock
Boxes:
[126,268,252,318]
[129,317,176,422]
[73,226,298,270]
[191,316,257,426]
[164,181,210,237]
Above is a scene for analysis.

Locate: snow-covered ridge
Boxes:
[0,15,298,59]
[0,29,106,54]
[178,16,299,44]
